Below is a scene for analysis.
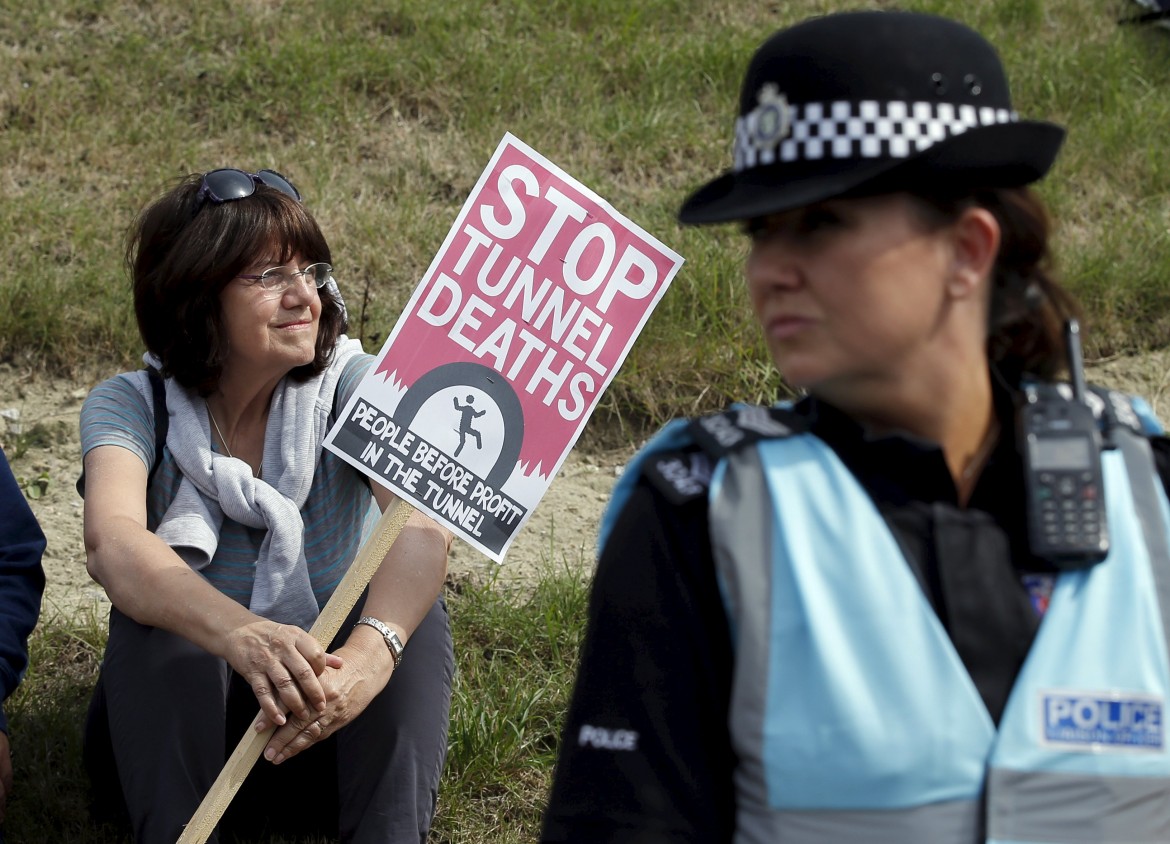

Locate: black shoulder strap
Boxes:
[640,405,806,505]
[1086,385,1147,438]
[145,366,167,486]
[688,404,808,459]
[643,448,715,506]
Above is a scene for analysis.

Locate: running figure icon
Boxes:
[453,394,486,458]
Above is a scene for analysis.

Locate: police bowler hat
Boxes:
[678,11,1066,225]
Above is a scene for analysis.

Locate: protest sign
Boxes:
[326,133,684,561]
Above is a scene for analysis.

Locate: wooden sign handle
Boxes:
[177,496,416,843]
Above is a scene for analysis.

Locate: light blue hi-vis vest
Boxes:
[600,399,1170,844]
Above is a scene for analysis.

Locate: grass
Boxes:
[5,563,591,843]
[437,564,589,842]
[4,0,1170,425]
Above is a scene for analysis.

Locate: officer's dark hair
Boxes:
[911,187,1082,383]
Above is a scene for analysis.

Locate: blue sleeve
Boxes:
[336,352,376,411]
[336,352,380,519]
[0,447,47,734]
[77,373,155,496]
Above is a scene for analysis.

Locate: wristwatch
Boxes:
[355,616,405,669]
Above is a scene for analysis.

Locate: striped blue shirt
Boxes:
[79,354,376,609]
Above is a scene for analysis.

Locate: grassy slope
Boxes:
[3,0,1169,427]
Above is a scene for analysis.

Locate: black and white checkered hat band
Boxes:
[734,100,1018,172]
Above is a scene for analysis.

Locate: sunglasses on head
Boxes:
[194,168,301,211]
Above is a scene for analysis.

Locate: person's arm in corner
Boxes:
[259,485,451,763]
[0,447,47,825]
[541,473,737,843]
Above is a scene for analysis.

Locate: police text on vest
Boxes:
[578,725,639,751]
[1042,692,1164,751]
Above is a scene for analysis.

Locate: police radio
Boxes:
[1019,319,1109,567]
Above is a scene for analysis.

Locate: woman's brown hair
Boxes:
[913,186,1082,383]
[128,173,347,395]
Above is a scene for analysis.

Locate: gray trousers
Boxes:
[84,596,453,844]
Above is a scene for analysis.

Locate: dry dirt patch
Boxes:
[0,363,634,623]
[5,350,1170,624]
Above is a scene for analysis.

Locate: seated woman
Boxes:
[80,168,454,844]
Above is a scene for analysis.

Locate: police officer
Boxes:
[541,10,1170,844]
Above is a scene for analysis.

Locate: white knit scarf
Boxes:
[149,337,364,629]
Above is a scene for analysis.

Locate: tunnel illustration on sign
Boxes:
[392,362,525,491]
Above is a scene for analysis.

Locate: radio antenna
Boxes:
[1064,319,1088,405]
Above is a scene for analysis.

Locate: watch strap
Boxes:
[355,615,404,669]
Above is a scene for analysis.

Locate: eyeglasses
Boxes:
[195,168,301,211]
[237,262,333,294]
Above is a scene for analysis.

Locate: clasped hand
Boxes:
[223,618,389,765]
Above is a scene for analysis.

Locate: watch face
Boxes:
[358,616,403,662]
